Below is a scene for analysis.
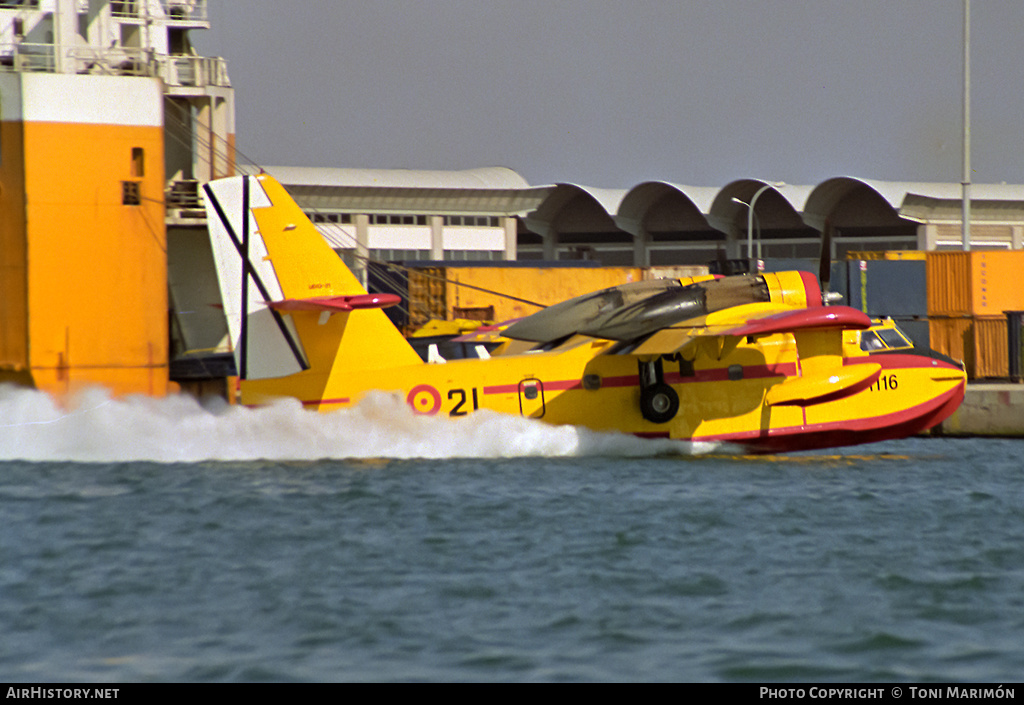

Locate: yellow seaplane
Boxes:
[202,173,966,453]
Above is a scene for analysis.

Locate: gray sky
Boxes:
[195,1,1024,189]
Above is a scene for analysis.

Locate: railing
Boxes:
[166,180,203,209]
[2,43,230,86]
[111,1,208,22]
[166,180,209,220]
[109,0,138,16]
[0,42,54,72]
[64,45,153,75]
[157,54,229,87]
[162,0,208,22]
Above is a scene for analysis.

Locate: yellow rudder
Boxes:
[206,173,423,382]
[251,174,367,299]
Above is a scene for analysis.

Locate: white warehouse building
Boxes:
[253,166,1024,275]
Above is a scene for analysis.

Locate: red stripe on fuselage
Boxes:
[844,353,962,371]
[482,362,795,395]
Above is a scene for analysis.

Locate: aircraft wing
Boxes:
[620,304,872,356]
[616,303,879,408]
[503,273,872,361]
[698,306,872,338]
[502,275,761,343]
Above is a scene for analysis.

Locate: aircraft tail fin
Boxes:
[202,173,421,381]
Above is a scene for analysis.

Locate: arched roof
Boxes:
[523,183,628,236]
[801,177,1024,230]
[256,165,1024,237]
[707,180,813,235]
[803,177,905,231]
[710,180,810,215]
[616,181,720,235]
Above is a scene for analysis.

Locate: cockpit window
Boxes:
[859,331,885,351]
[877,327,912,349]
[860,323,914,352]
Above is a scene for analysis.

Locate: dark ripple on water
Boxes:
[2,438,1024,681]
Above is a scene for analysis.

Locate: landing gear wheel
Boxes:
[640,383,679,424]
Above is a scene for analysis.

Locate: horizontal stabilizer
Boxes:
[450,319,522,344]
[267,293,402,313]
[766,363,881,407]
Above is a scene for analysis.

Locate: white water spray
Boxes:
[0,385,713,463]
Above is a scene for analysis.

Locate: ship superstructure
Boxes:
[0,0,234,396]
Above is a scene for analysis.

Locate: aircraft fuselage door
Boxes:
[518,377,546,418]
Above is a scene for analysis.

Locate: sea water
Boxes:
[1,385,1022,682]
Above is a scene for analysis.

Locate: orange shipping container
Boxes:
[846,250,926,261]
[406,268,448,330]
[404,265,705,333]
[438,267,645,326]
[927,251,1024,317]
[975,317,1010,379]
[928,315,1008,380]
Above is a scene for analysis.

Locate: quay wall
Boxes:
[939,384,1024,437]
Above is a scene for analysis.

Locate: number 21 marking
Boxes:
[448,388,480,416]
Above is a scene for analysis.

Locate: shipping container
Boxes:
[438,266,644,327]
[370,262,654,333]
[975,317,1010,379]
[760,257,929,346]
[645,265,712,281]
[928,315,1009,380]
[845,251,926,261]
[927,251,1024,317]
[843,260,928,318]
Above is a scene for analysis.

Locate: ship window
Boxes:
[131,148,144,177]
[122,181,141,205]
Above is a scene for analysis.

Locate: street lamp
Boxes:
[732,182,785,260]
[731,196,759,257]
[962,0,971,251]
